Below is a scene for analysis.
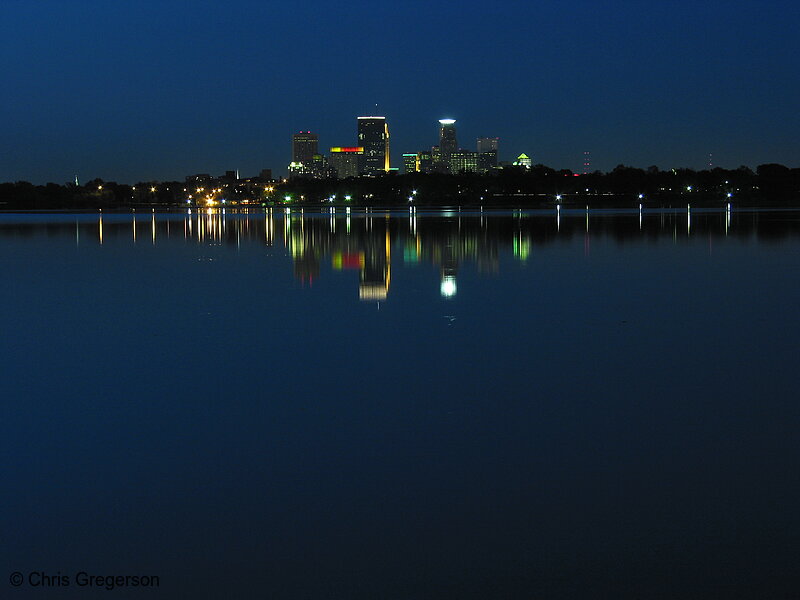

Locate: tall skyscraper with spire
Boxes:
[357,116,390,175]
[438,119,458,165]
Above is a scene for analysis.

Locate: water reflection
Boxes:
[2,208,800,302]
[3,207,800,599]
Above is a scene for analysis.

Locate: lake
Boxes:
[2,207,799,599]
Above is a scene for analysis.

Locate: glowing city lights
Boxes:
[440,275,457,298]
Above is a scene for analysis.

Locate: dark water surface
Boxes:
[2,208,799,599]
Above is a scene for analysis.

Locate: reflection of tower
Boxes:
[357,117,390,175]
[294,252,320,284]
[286,211,319,284]
[439,238,458,299]
[440,270,457,298]
[438,119,457,171]
[359,222,392,301]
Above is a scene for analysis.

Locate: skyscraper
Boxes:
[402,153,419,173]
[450,150,478,173]
[292,131,318,165]
[357,116,390,175]
[477,137,499,173]
[438,119,458,165]
[329,147,364,179]
[477,137,499,154]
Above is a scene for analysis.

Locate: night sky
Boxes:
[2,0,799,184]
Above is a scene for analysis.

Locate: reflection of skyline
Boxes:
[3,208,800,301]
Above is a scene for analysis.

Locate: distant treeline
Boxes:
[2,164,800,209]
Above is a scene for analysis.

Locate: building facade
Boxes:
[402,153,419,174]
[292,132,318,165]
[438,119,458,172]
[477,137,498,154]
[513,153,532,169]
[476,137,499,172]
[329,147,364,179]
[451,150,478,173]
[357,117,390,175]
[417,150,433,173]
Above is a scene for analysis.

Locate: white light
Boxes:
[556,194,562,201]
[440,276,457,298]
[438,119,456,125]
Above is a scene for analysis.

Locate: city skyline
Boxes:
[2,1,799,185]
[287,116,504,179]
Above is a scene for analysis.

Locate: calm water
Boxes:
[2,208,799,599]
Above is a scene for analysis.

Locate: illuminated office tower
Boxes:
[450,150,478,173]
[329,147,364,179]
[477,137,499,173]
[402,153,419,173]
[292,131,318,165]
[438,118,458,167]
[357,116,390,175]
[417,150,433,173]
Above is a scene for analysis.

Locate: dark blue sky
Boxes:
[2,0,799,184]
